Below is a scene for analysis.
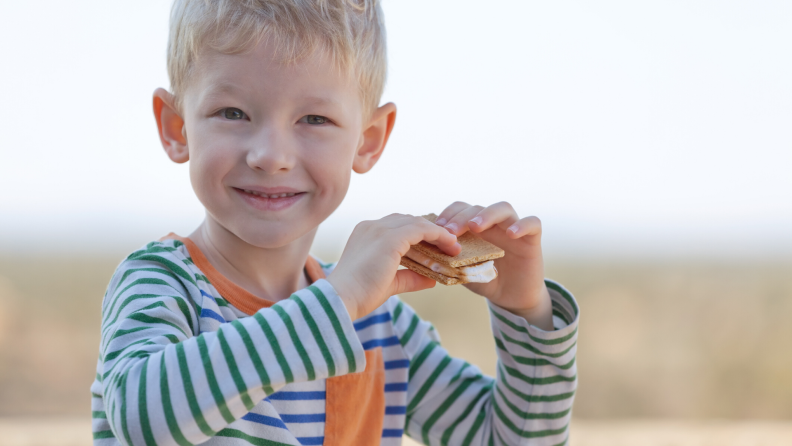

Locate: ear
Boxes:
[153,88,189,163]
[353,102,397,174]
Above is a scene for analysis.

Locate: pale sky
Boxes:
[1,1,790,258]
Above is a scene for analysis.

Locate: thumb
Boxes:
[388,269,436,296]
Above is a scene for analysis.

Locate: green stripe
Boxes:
[498,364,575,403]
[91,410,107,419]
[421,373,479,445]
[545,280,578,314]
[494,337,576,370]
[230,320,274,395]
[440,384,492,446]
[138,359,157,446]
[408,355,452,413]
[491,310,577,345]
[159,354,192,446]
[502,364,576,386]
[128,312,188,338]
[499,330,576,358]
[393,301,404,324]
[108,268,181,317]
[462,405,487,446]
[175,342,216,437]
[253,313,294,384]
[110,326,150,342]
[217,329,256,409]
[102,293,163,336]
[292,295,335,376]
[273,305,315,380]
[120,373,133,446]
[104,339,148,361]
[400,314,420,347]
[551,304,573,326]
[125,254,197,287]
[495,385,570,420]
[196,335,236,423]
[92,430,115,440]
[493,399,569,438]
[308,285,357,373]
[214,428,294,446]
[409,341,438,379]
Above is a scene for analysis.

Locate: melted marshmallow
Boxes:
[404,249,498,283]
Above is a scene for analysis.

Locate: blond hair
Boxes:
[167,0,387,116]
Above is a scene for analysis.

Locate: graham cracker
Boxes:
[412,213,505,268]
[399,257,462,286]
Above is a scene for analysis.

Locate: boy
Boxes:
[90,0,579,445]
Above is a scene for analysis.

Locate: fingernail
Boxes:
[435,218,447,226]
[445,222,458,233]
[469,216,483,226]
[507,224,518,234]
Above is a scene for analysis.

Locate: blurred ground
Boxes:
[0,418,790,446]
[0,253,791,443]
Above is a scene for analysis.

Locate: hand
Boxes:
[327,214,461,321]
[436,201,553,330]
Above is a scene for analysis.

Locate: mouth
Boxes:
[240,189,302,199]
[233,187,306,211]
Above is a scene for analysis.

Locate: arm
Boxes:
[398,282,578,446]
[98,247,364,446]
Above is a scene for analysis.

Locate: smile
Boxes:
[234,187,306,212]
[242,189,300,199]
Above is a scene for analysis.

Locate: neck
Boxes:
[189,216,316,303]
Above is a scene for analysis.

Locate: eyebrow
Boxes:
[298,96,342,107]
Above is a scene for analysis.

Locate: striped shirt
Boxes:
[91,236,579,445]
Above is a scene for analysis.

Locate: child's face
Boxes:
[178,40,370,248]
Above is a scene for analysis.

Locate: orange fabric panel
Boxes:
[161,233,274,314]
[325,348,386,446]
[160,233,327,315]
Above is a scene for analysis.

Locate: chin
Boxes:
[236,221,313,249]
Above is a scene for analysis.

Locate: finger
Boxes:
[434,201,471,227]
[396,218,461,256]
[468,201,519,233]
[505,216,542,240]
[443,205,484,236]
[389,269,436,295]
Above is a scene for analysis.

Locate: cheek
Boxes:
[188,130,238,202]
[307,133,358,197]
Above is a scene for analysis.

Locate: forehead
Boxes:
[185,39,361,108]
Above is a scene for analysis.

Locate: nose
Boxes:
[246,127,296,174]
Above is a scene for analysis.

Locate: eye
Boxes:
[221,108,247,120]
[300,115,329,125]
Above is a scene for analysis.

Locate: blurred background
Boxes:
[0,1,790,445]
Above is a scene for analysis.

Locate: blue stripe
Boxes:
[361,336,400,350]
[297,437,324,445]
[353,312,391,331]
[281,413,326,423]
[385,405,406,415]
[199,289,214,299]
[241,413,287,429]
[384,382,408,392]
[384,359,410,370]
[200,308,226,323]
[382,429,404,437]
[267,391,326,401]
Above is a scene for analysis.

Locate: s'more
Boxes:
[400,213,505,286]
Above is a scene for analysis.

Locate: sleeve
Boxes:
[98,249,365,446]
[397,279,579,446]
